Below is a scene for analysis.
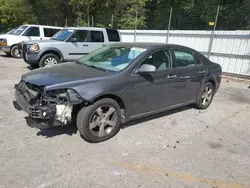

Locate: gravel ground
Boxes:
[0,53,250,188]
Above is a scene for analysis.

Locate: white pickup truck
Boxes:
[0,25,62,58]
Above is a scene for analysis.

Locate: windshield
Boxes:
[7,29,16,34]
[51,29,75,41]
[12,25,28,35]
[77,46,147,72]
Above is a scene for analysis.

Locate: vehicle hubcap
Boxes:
[14,49,20,57]
[44,57,57,67]
[89,105,117,137]
[201,86,213,106]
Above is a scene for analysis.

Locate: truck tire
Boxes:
[10,45,21,58]
[39,53,60,68]
[76,98,121,143]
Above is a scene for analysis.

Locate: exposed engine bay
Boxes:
[14,80,83,126]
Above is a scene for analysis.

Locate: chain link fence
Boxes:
[44,4,250,31]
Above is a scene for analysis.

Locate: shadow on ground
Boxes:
[25,116,77,138]
[0,54,12,58]
[122,105,192,129]
[26,65,38,70]
[24,105,192,138]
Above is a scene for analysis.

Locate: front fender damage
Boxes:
[15,81,84,126]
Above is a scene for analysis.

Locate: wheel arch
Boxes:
[38,48,64,62]
[207,77,217,89]
[92,94,126,122]
[10,43,18,49]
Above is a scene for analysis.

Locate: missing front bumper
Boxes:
[14,89,56,119]
[14,89,73,125]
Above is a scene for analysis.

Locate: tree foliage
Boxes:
[0,0,36,32]
[0,0,249,33]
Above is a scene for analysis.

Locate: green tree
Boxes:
[117,0,147,29]
[0,0,36,32]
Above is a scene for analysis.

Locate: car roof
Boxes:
[111,42,197,51]
[65,27,107,31]
[22,24,63,29]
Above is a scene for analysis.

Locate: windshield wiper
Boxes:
[88,65,108,72]
[75,61,113,72]
[74,59,81,64]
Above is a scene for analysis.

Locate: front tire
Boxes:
[76,98,121,143]
[195,82,214,109]
[39,53,60,68]
[10,45,21,58]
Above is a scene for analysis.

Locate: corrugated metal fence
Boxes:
[120,30,250,78]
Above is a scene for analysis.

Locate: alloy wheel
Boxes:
[201,86,213,106]
[44,57,58,67]
[89,105,117,137]
[14,48,21,58]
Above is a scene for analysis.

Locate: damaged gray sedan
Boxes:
[14,43,222,142]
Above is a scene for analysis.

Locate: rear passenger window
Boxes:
[22,27,40,37]
[173,50,196,68]
[90,31,104,42]
[43,28,61,37]
[106,29,120,42]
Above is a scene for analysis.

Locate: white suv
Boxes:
[21,27,122,67]
[0,25,62,58]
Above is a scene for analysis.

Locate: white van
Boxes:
[0,25,62,58]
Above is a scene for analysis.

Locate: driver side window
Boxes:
[22,27,40,37]
[70,30,88,42]
[141,50,171,72]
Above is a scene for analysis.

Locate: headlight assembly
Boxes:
[0,39,7,46]
[66,89,83,105]
[28,43,39,53]
[45,89,83,105]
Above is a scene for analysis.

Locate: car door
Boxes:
[127,49,179,116]
[87,30,106,51]
[21,26,42,41]
[66,29,92,60]
[171,49,207,104]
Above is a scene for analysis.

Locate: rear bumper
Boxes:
[0,46,11,53]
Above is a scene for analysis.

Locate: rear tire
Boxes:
[76,98,121,143]
[39,53,60,68]
[10,45,21,58]
[195,82,214,109]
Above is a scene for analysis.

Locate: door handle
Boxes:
[180,76,190,79]
[166,75,177,79]
[83,44,88,47]
[199,70,206,74]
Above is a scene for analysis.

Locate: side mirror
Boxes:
[68,38,78,42]
[136,64,156,74]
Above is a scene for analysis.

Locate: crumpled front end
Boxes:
[14,80,83,126]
